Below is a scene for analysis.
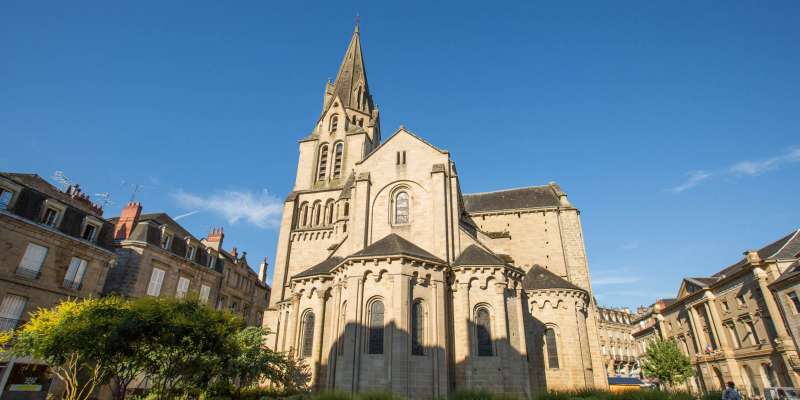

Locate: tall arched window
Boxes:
[475,307,493,356]
[545,327,559,368]
[317,145,329,181]
[329,115,338,132]
[394,191,409,224]
[333,142,344,178]
[299,202,309,227]
[325,200,335,225]
[412,301,425,355]
[301,311,315,358]
[368,300,384,354]
[313,202,321,226]
[343,202,349,217]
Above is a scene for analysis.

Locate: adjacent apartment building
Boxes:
[106,202,270,326]
[597,306,640,377]
[642,229,800,396]
[0,172,117,395]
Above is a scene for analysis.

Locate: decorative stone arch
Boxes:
[298,201,309,228]
[368,180,427,237]
[328,114,339,132]
[473,302,495,357]
[364,296,386,355]
[311,200,323,226]
[324,199,335,225]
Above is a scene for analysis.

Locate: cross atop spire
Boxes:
[355,13,360,33]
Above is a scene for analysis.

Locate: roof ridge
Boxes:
[769,229,800,259]
[464,185,552,196]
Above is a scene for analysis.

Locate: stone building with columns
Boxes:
[262,24,607,398]
[597,306,639,377]
[653,229,800,396]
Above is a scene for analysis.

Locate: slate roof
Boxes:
[714,229,800,278]
[686,277,719,287]
[522,265,584,292]
[453,245,506,266]
[295,257,345,278]
[463,185,560,213]
[351,233,444,263]
[771,261,800,287]
[1,172,104,216]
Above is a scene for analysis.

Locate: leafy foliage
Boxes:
[640,339,695,386]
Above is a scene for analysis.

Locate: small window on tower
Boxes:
[329,115,339,132]
[317,145,329,181]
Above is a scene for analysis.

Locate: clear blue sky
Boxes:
[2,1,798,310]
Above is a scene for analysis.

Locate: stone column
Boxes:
[703,300,724,350]
[453,280,472,388]
[493,282,510,391]
[391,272,411,395]
[312,290,327,387]
[327,283,343,389]
[688,306,707,352]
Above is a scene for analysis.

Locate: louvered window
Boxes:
[317,145,329,181]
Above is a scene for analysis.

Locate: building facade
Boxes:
[597,306,639,377]
[0,172,117,397]
[262,24,607,398]
[106,202,270,327]
[649,230,800,396]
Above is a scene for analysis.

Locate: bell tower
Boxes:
[294,23,381,191]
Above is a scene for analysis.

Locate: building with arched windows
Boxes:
[262,23,608,398]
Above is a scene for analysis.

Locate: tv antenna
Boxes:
[121,180,144,202]
[94,192,113,208]
[52,171,72,190]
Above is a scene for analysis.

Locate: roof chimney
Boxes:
[745,250,762,265]
[230,247,238,258]
[258,257,269,284]
[114,202,142,240]
[206,227,224,250]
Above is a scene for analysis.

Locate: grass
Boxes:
[230,388,697,400]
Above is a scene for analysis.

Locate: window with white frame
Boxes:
[81,217,102,242]
[17,243,48,279]
[42,207,60,227]
[187,245,197,261]
[207,251,216,268]
[199,284,211,303]
[63,257,87,290]
[146,267,165,296]
[0,294,27,331]
[176,276,190,299]
[161,231,173,250]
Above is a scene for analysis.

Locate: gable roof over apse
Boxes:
[522,264,584,292]
[358,126,448,165]
[294,256,345,278]
[351,233,445,263]
[463,185,561,213]
[453,245,507,266]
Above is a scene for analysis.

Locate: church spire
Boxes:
[327,21,372,113]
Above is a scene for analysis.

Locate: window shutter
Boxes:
[65,257,87,283]
[177,277,190,298]
[199,285,211,302]
[0,295,27,320]
[147,268,165,296]
[19,244,48,272]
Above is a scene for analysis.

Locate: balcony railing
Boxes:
[15,266,41,280]
[0,317,22,332]
[62,279,82,291]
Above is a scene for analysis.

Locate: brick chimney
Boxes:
[230,247,238,258]
[114,202,142,240]
[206,227,224,251]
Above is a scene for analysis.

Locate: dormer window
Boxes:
[187,245,197,261]
[40,200,65,228]
[161,232,173,250]
[329,115,339,132]
[207,251,216,268]
[81,217,102,242]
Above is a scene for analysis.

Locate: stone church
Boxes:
[263,24,608,398]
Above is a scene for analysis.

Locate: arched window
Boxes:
[412,301,425,355]
[313,202,321,226]
[545,327,559,368]
[394,191,409,224]
[475,307,493,356]
[325,200,335,225]
[301,311,315,358]
[333,142,344,178]
[343,202,349,217]
[329,115,338,132]
[356,88,362,109]
[368,300,384,354]
[299,202,309,227]
[317,145,329,181]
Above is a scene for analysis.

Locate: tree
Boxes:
[641,339,695,387]
[11,297,128,400]
[213,327,287,399]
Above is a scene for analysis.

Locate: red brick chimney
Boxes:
[206,227,224,250]
[115,202,142,240]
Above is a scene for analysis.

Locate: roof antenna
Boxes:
[52,171,72,191]
[121,180,144,202]
[94,192,113,208]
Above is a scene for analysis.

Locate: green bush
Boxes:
[448,389,518,400]
[699,391,722,400]
[534,389,693,400]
